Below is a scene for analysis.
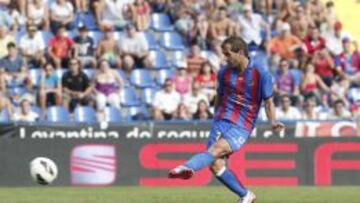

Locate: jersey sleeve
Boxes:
[260,69,274,100]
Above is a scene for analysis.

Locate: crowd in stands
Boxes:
[0,0,359,123]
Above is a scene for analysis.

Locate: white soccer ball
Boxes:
[30,157,58,185]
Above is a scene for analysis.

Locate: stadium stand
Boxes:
[0,0,358,123]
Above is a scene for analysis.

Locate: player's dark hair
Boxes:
[7,42,16,49]
[334,99,344,106]
[221,36,249,58]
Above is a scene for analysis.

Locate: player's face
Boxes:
[222,43,246,69]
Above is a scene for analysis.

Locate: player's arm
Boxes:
[261,69,285,132]
[264,97,284,132]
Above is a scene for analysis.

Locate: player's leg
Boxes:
[169,120,232,179]
[211,158,256,202]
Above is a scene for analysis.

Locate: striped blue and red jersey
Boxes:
[214,61,273,131]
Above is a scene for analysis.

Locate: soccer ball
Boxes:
[29,157,58,185]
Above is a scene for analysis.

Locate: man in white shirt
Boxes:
[322,21,352,55]
[19,24,46,68]
[237,4,270,46]
[183,82,209,115]
[327,99,352,120]
[119,23,150,67]
[12,98,39,122]
[95,0,133,30]
[153,78,181,120]
[275,95,302,120]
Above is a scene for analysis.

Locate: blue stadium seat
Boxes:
[55,69,66,80]
[103,106,122,122]
[75,13,98,30]
[130,69,156,88]
[73,106,97,122]
[46,106,70,122]
[65,30,78,39]
[160,32,185,50]
[150,13,174,32]
[8,87,27,98]
[156,69,175,86]
[41,31,54,45]
[29,69,41,87]
[149,50,169,69]
[88,31,104,46]
[0,109,10,122]
[141,87,159,106]
[31,106,43,120]
[120,87,141,107]
[171,50,188,67]
[127,105,150,121]
[117,70,130,87]
[82,69,95,80]
[143,32,159,50]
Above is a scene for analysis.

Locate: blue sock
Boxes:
[184,151,215,171]
[216,167,248,198]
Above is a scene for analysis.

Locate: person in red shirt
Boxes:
[312,47,336,86]
[303,26,326,55]
[195,61,216,103]
[48,26,74,69]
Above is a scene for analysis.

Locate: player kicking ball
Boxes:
[168,36,285,203]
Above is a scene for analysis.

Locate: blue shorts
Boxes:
[207,119,251,152]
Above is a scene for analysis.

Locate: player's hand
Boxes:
[271,122,285,132]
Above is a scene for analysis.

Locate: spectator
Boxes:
[26,0,50,30]
[209,6,235,43]
[0,6,12,28]
[313,48,336,87]
[303,26,326,55]
[119,23,150,68]
[327,99,352,120]
[175,9,194,37]
[149,0,168,13]
[300,63,331,99]
[277,0,296,22]
[301,95,321,120]
[96,27,122,68]
[335,39,360,76]
[152,78,181,120]
[0,25,15,58]
[74,0,89,13]
[237,4,269,46]
[195,61,216,102]
[188,13,209,50]
[273,59,299,103]
[227,0,244,17]
[289,5,315,39]
[19,24,46,68]
[62,58,92,112]
[275,95,302,120]
[39,63,62,110]
[94,0,131,31]
[8,2,25,31]
[130,0,151,31]
[94,60,123,111]
[193,99,213,120]
[183,82,208,115]
[174,103,191,120]
[172,61,192,96]
[0,93,12,115]
[73,26,97,68]
[48,26,74,69]
[122,55,135,76]
[0,42,24,74]
[268,22,303,60]
[323,21,352,56]
[187,44,207,77]
[324,0,338,29]
[12,98,39,122]
[0,66,7,93]
[49,0,75,32]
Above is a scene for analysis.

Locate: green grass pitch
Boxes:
[0,186,358,203]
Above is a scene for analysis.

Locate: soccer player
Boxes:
[168,36,285,203]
